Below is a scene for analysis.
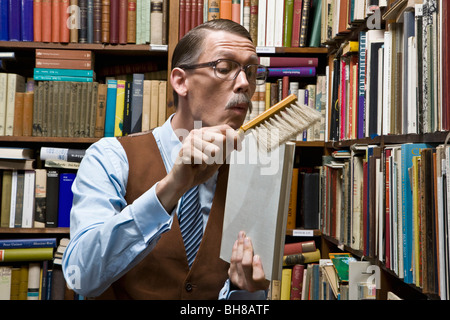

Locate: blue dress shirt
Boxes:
[62,115,266,299]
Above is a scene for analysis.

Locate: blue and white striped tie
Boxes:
[178,185,203,268]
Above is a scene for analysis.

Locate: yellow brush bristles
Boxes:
[238,94,322,153]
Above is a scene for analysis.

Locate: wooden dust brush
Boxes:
[238,94,322,152]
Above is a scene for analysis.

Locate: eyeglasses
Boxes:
[179,59,268,85]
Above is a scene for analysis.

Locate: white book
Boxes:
[257,0,267,47]
[27,263,41,300]
[265,0,275,47]
[220,135,295,281]
[0,267,12,300]
[21,170,36,228]
[274,0,284,47]
[0,73,7,135]
[5,74,26,136]
[383,31,392,135]
[8,170,17,228]
[377,46,383,137]
[407,36,417,134]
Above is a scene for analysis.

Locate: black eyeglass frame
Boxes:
[178,59,268,85]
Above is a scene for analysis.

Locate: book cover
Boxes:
[284,240,316,255]
[69,0,79,42]
[299,0,311,47]
[220,135,295,282]
[51,0,61,42]
[0,238,56,249]
[290,264,305,300]
[34,168,47,228]
[141,79,151,131]
[220,0,232,19]
[158,80,167,126]
[78,0,87,43]
[5,74,26,136]
[114,80,126,136]
[127,0,136,43]
[118,0,127,44]
[57,173,75,228]
[150,0,163,45]
[27,262,41,300]
[249,0,258,45]
[122,81,132,135]
[33,75,93,82]
[208,0,220,20]
[21,170,35,228]
[283,0,294,47]
[280,268,292,300]
[60,0,70,42]
[40,147,85,163]
[22,92,34,137]
[308,0,322,47]
[13,92,24,136]
[291,0,303,47]
[286,167,298,229]
[101,0,110,43]
[0,170,12,228]
[35,49,93,60]
[35,59,93,70]
[104,79,117,137]
[33,68,94,77]
[41,0,51,42]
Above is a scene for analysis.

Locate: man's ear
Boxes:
[170,67,188,98]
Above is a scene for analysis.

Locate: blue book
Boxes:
[21,0,33,41]
[57,173,76,228]
[130,73,144,133]
[104,80,118,137]
[8,0,21,41]
[0,0,8,40]
[0,238,57,249]
[401,143,433,283]
[34,68,95,77]
[33,75,93,82]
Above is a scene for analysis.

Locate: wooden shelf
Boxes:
[0,227,69,234]
[0,136,99,144]
[295,141,325,147]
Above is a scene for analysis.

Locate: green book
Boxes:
[308,0,322,47]
[0,247,54,262]
[283,0,294,47]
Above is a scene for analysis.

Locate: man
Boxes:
[62,19,269,299]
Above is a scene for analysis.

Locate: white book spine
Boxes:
[257,0,267,47]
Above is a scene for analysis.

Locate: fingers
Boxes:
[228,231,269,292]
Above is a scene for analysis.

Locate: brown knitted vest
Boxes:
[97,131,230,299]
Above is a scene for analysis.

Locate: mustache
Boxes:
[225,93,253,114]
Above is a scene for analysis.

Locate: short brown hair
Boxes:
[171,19,253,107]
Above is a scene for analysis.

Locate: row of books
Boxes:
[35,49,94,72]
[326,0,449,141]
[279,253,388,300]
[320,142,450,299]
[0,165,76,230]
[180,0,323,48]
[0,238,82,300]
[1,73,168,138]
[0,0,168,46]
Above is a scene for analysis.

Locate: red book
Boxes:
[284,240,316,255]
[60,0,70,43]
[33,0,42,41]
[231,0,240,23]
[51,0,60,42]
[191,0,198,29]
[282,76,289,99]
[291,0,302,47]
[118,0,127,44]
[109,0,119,43]
[179,0,185,39]
[42,0,52,42]
[185,0,192,35]
[290,264,304,300]
[197,0,203,26]
[220,0,231,20]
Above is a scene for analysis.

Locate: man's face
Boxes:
[184,30,258,130]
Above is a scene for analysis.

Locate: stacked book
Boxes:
[34,49,95,83]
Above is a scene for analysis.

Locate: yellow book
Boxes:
[265,82,271,110]
[114,80,126,137]
[342,41,359,55]
[412,155,420,287]
[150,80,159,129]
[158,81,167,126]
[280,268,292,300]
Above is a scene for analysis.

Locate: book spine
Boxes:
[208,0,220,20]
[249,0,258,46]
[109,0,119,43]
[122,81,132,135]
[150,0,163,45]
[130,73,144,133]
[8,0,21,41]
[57,173,75,228]
[22,92,34,136]
[51,0,61,42]
[267,67,316,77]
[127,0,136,43]
[220,0,231,19]
[118,0,127,44]
[79,0,88,43]
[0,238,56,249]
[21,0,34,41]
[291,0,302,47]
[34,68,94,77]
[13,92,24,136]
[33,75,93,82]
[283,0,294,47]
[101,0,110,43]
[104,80,117,137]
[35,59,93,70]
[60,0,70,42]
[40,147,85,162]
[114,80,125,136]
[35,49,92,60]
[42,0,52,42]
[258,56,319,67]
[45,169,59,228]
[0,248,54,262]
[299,0,311,47]
[69,0,79,42]
[87,0,94,43]
[358,31,367,139]
[94,83,107,137]
[0,0,9,41]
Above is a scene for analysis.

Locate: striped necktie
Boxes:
[178,185,203,268]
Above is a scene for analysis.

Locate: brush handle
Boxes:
[239,94,297,133]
